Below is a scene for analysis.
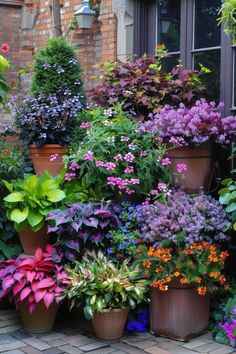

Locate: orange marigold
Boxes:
[148,247,154,257]
[220,251,229,259]
[143,261,151,269]
[219,275,226,284]
[197,286,207,296]
[174,271,180,277]
[180,277,188,284]
[209,272,220,279]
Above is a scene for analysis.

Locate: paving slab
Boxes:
[21,347,42,354]
[23,338,51,351]
[78,341,108,352]
[144,346,171,354]
[0,334,18,345]
[0,341,25,353]
[58,345,83,354]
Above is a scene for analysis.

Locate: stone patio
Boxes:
[0,308,234,354]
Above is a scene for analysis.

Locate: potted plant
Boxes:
[64,106,171,201]
[218,0,236,44]
[10,37,84,176]
[46,201,120,264]
[0,245,68,333]
[62,250,148,340]
[142,100,236,192]
[136,190,230,341]
[3,172,66,255]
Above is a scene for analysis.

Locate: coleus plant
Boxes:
[46,202,120,263]
[0,245,68,313]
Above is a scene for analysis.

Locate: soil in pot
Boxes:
[19,300,59,333]
[167,142,213,193]
[18,225,48,255]
[150,286,210,341]
[29,144,66,176]
[92,308,129,340]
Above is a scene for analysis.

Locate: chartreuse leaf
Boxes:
[11,207,29,224]
[47,190,65,202]
[4,192,24,203]
[28,210,44,228]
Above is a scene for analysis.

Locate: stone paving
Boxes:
[0,308,235,354]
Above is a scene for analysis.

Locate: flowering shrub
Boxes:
[89,55,206,120]
[142,100,236,147]
[126,308,149,333]
[10,93,83,147]
[139,242,229,295]
[0,246,68,313]
[106,202,143,257]
[65,107,171,200]
[138,191,230,247]
[47,202,120,263]
[0,43,10,104]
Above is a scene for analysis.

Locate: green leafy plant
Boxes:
[62,250,148,320]
[219,178,236,231]
[0,53,10,104]
[31,37,85,100]
[3,172,66,232]
[218,0,236,44]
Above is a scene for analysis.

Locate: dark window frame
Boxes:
[134,0,234,115]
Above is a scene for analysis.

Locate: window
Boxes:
[134,0,234,113]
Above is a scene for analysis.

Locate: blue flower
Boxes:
[107,248,114,255]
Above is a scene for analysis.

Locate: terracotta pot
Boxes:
[29,144,66,176]
[150,286,210,341]
[19,300,59,333]
[166,142,213,193]
[92,308,129,340]
[18,225,48,255]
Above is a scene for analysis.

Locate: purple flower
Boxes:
[114,154,123,161]
[80,122,91,129]
[161,158,171,166]
[124,153,135,163]
[177,163,187,173]
[84,151,94,161]
[124,166,134,174]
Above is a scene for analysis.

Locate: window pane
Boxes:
[156,0,181,53]
[194,0,221,49]
[162,54,180,72]
[193,49,221,102]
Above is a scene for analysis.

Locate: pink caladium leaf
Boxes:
[34,289,47,303]
[12,279,26,296]
[26,271,36,283]
[20,286,32,302]
[37,278,55,290]
[18,259,35,269]
[35,248,43,261]
[44,292,55,308]
[13,272,24,282]
[2,276,15,291]
[28,301,37,314]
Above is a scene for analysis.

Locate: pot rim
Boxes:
[29,144,67,149]
[96,307,129,314]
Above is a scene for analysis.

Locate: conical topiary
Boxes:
[31,37,85,102]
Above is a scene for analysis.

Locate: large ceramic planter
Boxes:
[18,225,48,255]
[29,144,66,176]
[19,300,59,333]
[166,142,213,193]
[150,285,210,341]
[92,308,129,340]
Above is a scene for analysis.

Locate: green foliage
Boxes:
[219,178,236,231]
[3,172,66,232]
[0,55,10,104]
[218,0,236,43]
[31,37,85,100]
[62,250,148,320]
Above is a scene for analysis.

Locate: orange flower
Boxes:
[155,265,163,273]
[148,247,154,257]
[156,44,166,50]
[159,284,169,292]
[220,251,229,260]
[180,277,188,284]
[209,272,220,279]
[152,281,159,288]
[208,254,218,263]
[197,286,207,296]
[183,250,192,255]
[174,271,180,278]
[219,275,226,284]
[196,277,202,284]
[143,261,151,269]
[154,248,172,262]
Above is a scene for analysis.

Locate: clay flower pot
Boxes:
[92,308,129,340]
[18,225,48,255]
[29,144,66,176]
[167,142,213,193]
[19,300,59,333]
[150,285,210,341]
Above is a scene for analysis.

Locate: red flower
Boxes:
[1,43,10,53]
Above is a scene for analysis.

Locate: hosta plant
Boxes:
[219,171,236,231]
[61,250,148,320]
[47,202,120,263]
[0,43,10,104]
[0,245,68,313]
[218,0,236,44]
[3,172,66,232]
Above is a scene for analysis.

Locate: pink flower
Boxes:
[84,151,94,161]
[124,153,135,163]
[65,173,76,181]
[157,182,167,191]
[130,178,140,185]
[161,158,171,166]
[80,122,91,129]
[69,162,80,171]
[121,136,130,142]
[140,151,148,157]
[177,163,187,173]
[151,190,158,195]
[124,166,134,174]
[50,154,59,162]
[125,189,135,195]
[1,43,9,53]
[169,137,179,144]
[114,154,123,161]
[95,160,105,167]
[104,162,116,171]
